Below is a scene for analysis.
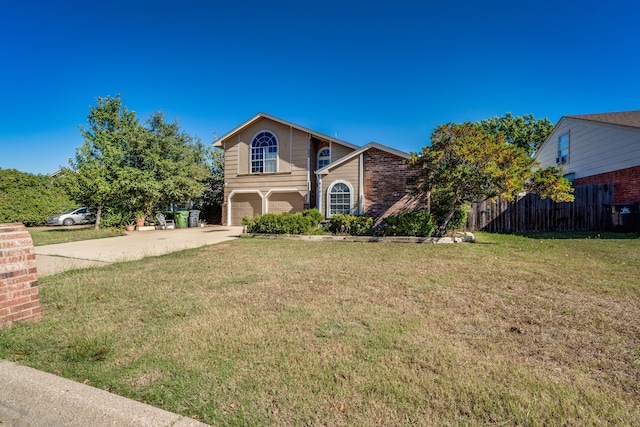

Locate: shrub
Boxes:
[244,212,312,234]
[327,214,374,236]
[100,208,135,228]
[446,204,470,231]
[301,208,324,227]
[241,215,255,230]
[0,169,76,226]
[431,190,470,232]
[379,210,435,237]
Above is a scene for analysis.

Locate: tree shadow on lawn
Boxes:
[516,231,640,240]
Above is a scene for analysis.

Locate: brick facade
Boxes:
[0,223,41,328]
[363,148,413,219]
[573,165,640,203]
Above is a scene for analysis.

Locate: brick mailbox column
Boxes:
[0,223,41,328]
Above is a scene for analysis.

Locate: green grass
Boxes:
[28,227,125,246]
[2,233,640,425]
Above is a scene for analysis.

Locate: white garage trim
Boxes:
[264,188,303,214]
[227,189,264,226]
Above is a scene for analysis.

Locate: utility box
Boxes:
[605,204,640,232]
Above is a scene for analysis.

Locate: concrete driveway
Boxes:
[35,225,244,276]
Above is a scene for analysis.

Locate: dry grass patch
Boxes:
[1,233,639,425]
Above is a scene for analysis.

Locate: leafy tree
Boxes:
[191,147,224,220]
[70,95,210,228]
[0,169,76,226]
[69,95,140,228]
[480,112,554,156]
[409,122,573,236]
[122,112,209,218]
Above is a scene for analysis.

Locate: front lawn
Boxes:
[1,233,639,425]
[28,227,125,246]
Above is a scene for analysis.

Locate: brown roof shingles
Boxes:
[567,110,640,129]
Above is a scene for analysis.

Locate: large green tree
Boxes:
[480,112,554,156]
[409,122,573,236]
[68,95,140,228]
[69,95,210,228]
[122,112,209,218]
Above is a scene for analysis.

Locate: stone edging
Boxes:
[241,232,475,244]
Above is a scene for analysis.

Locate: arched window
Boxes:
[327,181,352,216]
[317,148,331,169]
[251,131,278,173]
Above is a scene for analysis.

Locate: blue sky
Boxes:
[2,0,639,174]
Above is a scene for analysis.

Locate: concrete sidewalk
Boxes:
[1,225,243,426]
[0,360,208,426]
[35,225,244,276]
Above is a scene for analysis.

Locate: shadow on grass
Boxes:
[38,227,92,234]
[516,231,640,240]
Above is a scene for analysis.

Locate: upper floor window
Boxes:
[557,133,569,164]
[251,131,278,173]
[317,148,331,169]
[328,180,352,216]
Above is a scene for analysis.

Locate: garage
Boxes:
[230,192,263,226]
[268,192,304,215]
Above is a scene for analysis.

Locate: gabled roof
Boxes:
[565,110,640,130]
[315,141,410,176]
[212,112,360,150]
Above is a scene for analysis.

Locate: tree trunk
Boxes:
[434,204,457,237]
[94,205,102,230]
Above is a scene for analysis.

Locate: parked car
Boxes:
[46,207,94,226]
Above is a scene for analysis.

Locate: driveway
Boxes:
[35,226,244,276]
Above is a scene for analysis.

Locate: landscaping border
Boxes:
[241,232,475,244]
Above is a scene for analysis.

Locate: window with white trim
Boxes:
[317,148,331,169]
[251,131,278,173]
[327,181,352,216]
[557,133,569,164]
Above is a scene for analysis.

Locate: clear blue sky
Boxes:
[2,0,639,174]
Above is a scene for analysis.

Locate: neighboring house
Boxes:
[535,111,640,203]
[213,113,413,225]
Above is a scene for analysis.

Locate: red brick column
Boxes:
[0,223,41,328]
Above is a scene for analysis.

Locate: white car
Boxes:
[46,207,94,226]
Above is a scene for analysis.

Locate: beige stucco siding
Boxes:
[222,117,310,196]
[536,118,640,178]
[220,115,362,224]
[321,155,361,215]
[331,143,354,162]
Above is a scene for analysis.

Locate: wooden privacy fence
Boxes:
[466,183,614,233]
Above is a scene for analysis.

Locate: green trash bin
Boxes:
[175,211,189,229]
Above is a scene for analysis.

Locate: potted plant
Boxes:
[135,211,146,227]
[125,220,136,232]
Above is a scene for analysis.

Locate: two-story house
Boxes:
[535,110,640,204]
[213,113,413,226]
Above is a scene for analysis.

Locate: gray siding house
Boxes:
[535,111,640,203]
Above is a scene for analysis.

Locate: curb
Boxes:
[0,360,209,427]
